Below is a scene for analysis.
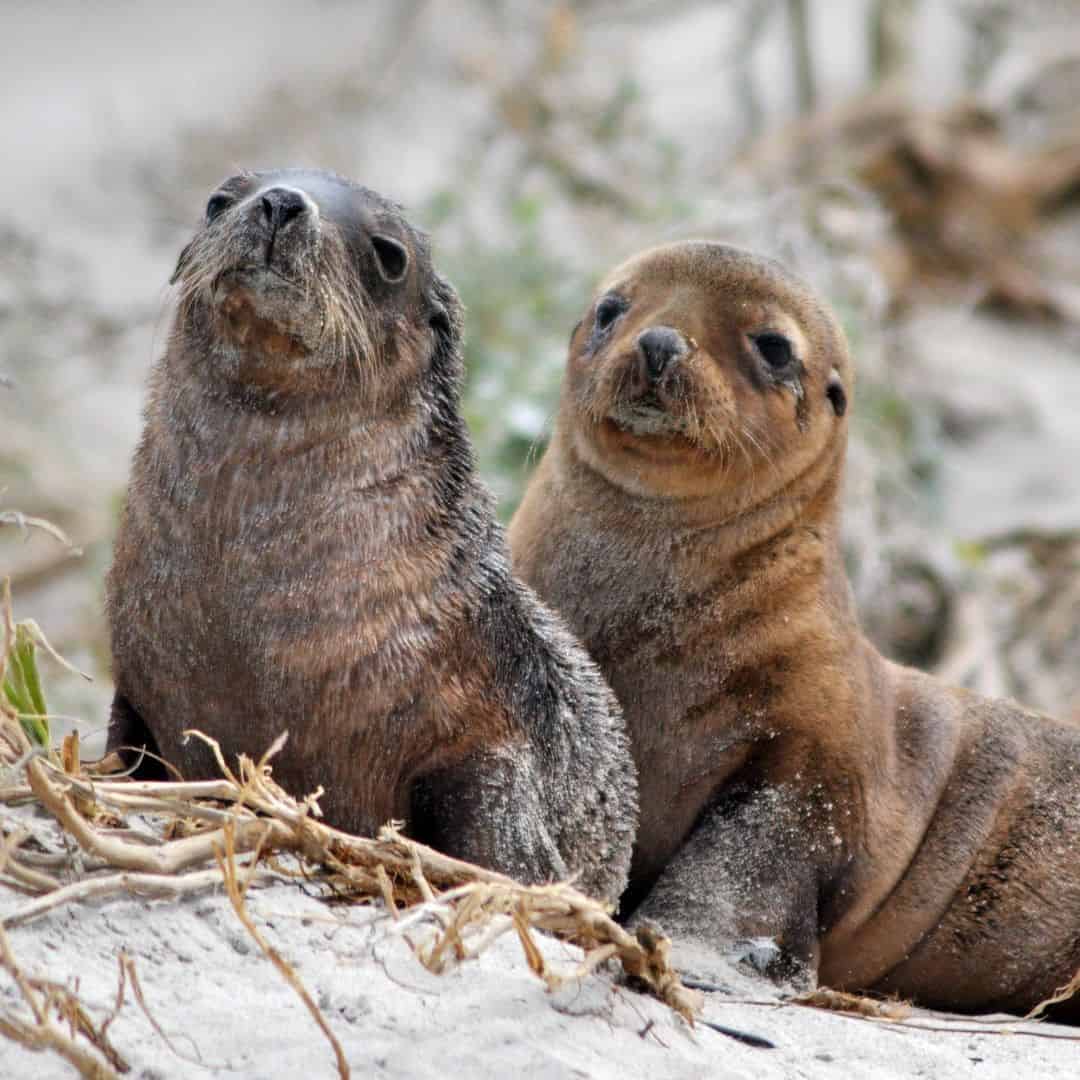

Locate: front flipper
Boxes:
[106,692,168,780]
[630,783,828,988]
[410,747,568,886]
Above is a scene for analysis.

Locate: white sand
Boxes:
[1,803,1077,1080]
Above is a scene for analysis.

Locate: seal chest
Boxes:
[510,239,1080,1017]
[106,169,637,902]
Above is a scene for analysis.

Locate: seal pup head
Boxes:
[170,168,459,410]
[562,241,852,503]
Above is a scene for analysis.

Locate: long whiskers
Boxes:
[173,221,380,388]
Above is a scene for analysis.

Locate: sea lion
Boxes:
[106,169,636,901]
[509,240,1080,1016]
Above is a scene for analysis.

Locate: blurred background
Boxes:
[2,0,1079,750]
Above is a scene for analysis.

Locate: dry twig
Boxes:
[216,820,350,1080]
[0,922,126,1079]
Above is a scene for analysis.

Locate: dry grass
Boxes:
[0,921,127,1079]
[1027,970,1080,1022]
[794,988,912,1021]
[0,725,701,1076]
[0,571,701,1075]
[3,531,1079,1074]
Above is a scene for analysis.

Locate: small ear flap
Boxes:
[169,241,194,285]
[371,235,409,283]
[428,273,463,342]
[826,367,847,417]
[429,302,451,337]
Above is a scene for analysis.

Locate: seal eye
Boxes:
[371,235,410,284]
[826,368,848,417]
[205,193,233,223]
[753,332,795,373]
[594,295,627,333]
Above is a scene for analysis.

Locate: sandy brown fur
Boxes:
[509,240,1080,1016]
[107,169,637,901]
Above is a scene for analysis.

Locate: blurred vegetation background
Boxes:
[2,0,1079,750]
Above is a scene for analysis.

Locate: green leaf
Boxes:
[14,624,47,716]
[2,620,56,748]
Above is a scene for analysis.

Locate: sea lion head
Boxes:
[561,241,852,503]
[170,168,460,409]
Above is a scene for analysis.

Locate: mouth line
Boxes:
[606,404,690,437]
[217,264,303,292]
[600,416,702,458]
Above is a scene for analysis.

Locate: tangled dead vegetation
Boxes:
[3,513,1080,1077]
[0,572,701,1076]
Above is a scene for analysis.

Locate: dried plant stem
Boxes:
[216,821,350,1080]
[0,923,123,1079]
[0,511,79,551]
[23,755,291,875]
[2,857,58,893]
[1027,968,1080,1021]
[2,865,275,929]
[0,1013,121,1080]
[1,715,703,1046]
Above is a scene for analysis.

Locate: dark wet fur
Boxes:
[107,169,636,901]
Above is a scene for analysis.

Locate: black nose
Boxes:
[636,326,687,382]
[259,187,312,232]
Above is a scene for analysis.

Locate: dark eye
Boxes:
[754,332,795,372]
[205,193,233,223]
[594,295,627,332]
[371,235,409,283]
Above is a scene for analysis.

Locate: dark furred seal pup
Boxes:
[509,240,1080,1017]
[107,169,636,902]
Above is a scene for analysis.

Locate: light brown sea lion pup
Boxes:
[509,240,1080,1017]
[106,169,636,902]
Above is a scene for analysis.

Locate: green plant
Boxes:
[3,620,51,747]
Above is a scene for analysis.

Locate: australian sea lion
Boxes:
[106,169,636,901]
[509,240,1080,1015]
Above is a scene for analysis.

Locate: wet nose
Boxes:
[636,326,687,382]
[258,186,313,232]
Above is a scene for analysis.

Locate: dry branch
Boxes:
[0,688,705,1079]
[1,865,275,930]
[2,726,702,1018]
[216,821,350,1080]
[0,923,126,1079]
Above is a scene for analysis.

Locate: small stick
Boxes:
[699,1018,776,1049]
[122,952,207,1067]
[2,865,277,930]
[0,923,121,1080]
[216,822,350,1080]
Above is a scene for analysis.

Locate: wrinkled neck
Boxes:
[555,418,846,557]
[551,416,859,631]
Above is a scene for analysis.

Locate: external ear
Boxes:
[372,235,409,283]
[429,301,451,338]
[826,367,847,417]
[428,273,464,342]
[169,240,194,285]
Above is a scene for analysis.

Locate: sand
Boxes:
[1,801,1077,1080]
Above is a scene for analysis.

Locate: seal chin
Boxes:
[214,265,301,300]
[212,269,324,358]
[215,263,316,317]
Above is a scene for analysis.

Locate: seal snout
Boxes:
[259,186,315,235]
[636,326,688,385]
[247,185,320,264]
